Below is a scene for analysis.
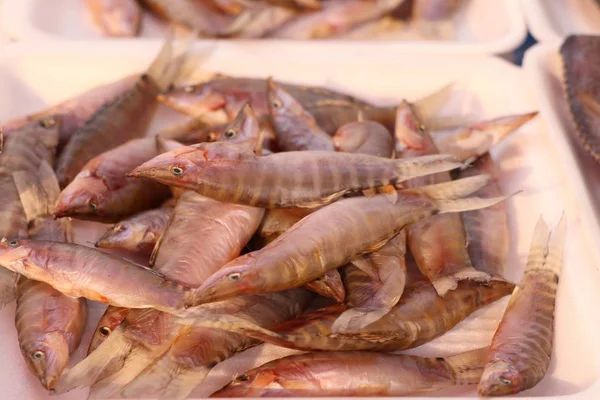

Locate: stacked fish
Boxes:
[0,33,565,399]
[85,0,465,39]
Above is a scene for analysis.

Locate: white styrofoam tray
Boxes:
[0,0,527,54]
[521,0,600,46]
[0,41,599,399]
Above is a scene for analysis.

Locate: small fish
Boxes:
[271,0,406,39]
[181,278,514,352]
[267,78,335,151]
[54,137,172,222]
[85,0,142,37]
[128,140,462,208]
[55,32,191,188]
[183,176,510,306]
[88,306,130,355]
[478,215,566,396]
[2,74,139,148]
[95,200,174,254]
[214,346,488,397]
[333,118,393,158]
[396,100,489,296]
[13,161,87,390]
[0,116,60,307]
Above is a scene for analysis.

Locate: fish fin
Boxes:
[432,267,491,296]
[294,190,347,208]
[411,174,492,200]
[304,269,345,303]
[159,367,211,400]
[90,344,170,399]
[362,188,377,198]
[524,215,551,274]
[468,111,538,146]
[0,269,17,308]
[146,29,196,93]
[393,154,462,183]
[175,311,280,342]
[444,347,488,385]
[413,81,456,122]
[149,206,178,267]
[545,213,567,276]
[13,161,61,221]
[350,256,379,279]
[120,352,181,398]
[331,306,392,334]
[380,184,398,204]
[578,92,600,118]
[434,191,520,214]
[54,326,132,393]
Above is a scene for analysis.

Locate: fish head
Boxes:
[222,102,261,147]
[394,100,426,151]
[267,78,305,118]
[88,307,129,355]
[478,360,522,396]
[333,121,369,152]
[54,173,108,220]
[159,83,227,117]
[20,331,69,390]
[0,238,32,273]
[95,221,143,251]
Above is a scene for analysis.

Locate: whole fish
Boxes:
[85,0,142,37]
[117,289,313,400]
[55,33,190,188]
[158,76,389,134]
[88,306,130,355]
[56,191,264,395]
[139,0,251,37]
[2,74,139,147]
[271,0,406,39]
[183,176,508,306]
[333,118,393,158]
[0,116,60,307]
[182,278,514,352]
[128,140,462,208]
[54,137,171,222]
[214,347,488,397]
[13,162,87,390]
[478,215,566,396]
[560,35,600,163]
[95,200,175,254]
[267,78,335,151]
[396,100,488,296]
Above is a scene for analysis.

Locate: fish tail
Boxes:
[159,366,211,400]
[0,269,17,308]
[119,352,183,398]
[528,213,566,277]
[13,161,61,221]
[413,81,456,122]
[54,326,132,394]
[413,174,492,200]
[469,111,538,145]
[434,191,520,214]
[394,154,462,182]
[146,29,195,93]
[524,215,551,272]
[444,346,489,385]
[89,344,169,399]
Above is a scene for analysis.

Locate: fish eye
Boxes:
[224,130,236,139]
[237,374,249,381]
[31,351,45,360]
[39,117,56,129]
[418,125,426,133]
[500,378,512,385]
[228,272,242,281]
[206,132,217,142]
[272,98,283,109]
[114,224,125,233]
[88,201,98,211]
[171,166,185,176]
[99,326,112,337]
[183,85,195,93]
[8,239,19,247]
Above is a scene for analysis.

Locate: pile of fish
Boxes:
[85,0,465,39]
[0,33,565,399]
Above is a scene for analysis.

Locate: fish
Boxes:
[333,118,393,158]
[0,239,192,312]
[54,137,172,222]
[85,0,142,37]
[211,0,246,14]
[560,35,600,163]
[478,215,566,396]
[237,4,297,38]
[267,78,335,151]
[139,0,251,37]
[88,306,131,355]
[183,176,510,306]
[213,346,488,397]
[181,278,514,352]
[127,140,462,208]
[2,74,139,148]
[95,199,175,254]
[55,32,191,188]
[158,76,384,134]
[270,0,406,39]
[117,289,313,400]
[56,191,264,395]
[0,116,60,307]
[303,269,346,303]
[12,161,87,390]
[396,100,489,296]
